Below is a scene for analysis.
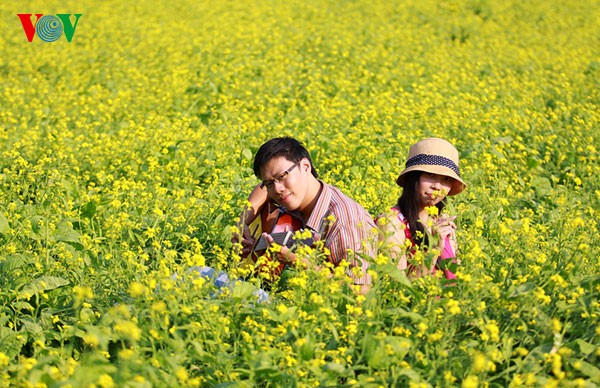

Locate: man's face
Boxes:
[260,157,310,211]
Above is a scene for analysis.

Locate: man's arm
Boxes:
[326,220,376,288]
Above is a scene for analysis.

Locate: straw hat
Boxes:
[396,138,466,196]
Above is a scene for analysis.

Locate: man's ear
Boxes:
[300,158,311,173]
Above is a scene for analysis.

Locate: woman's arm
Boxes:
[376,214,408,270]
[238,184,268,226]
[233,185,269,256]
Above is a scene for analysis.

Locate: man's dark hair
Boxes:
[253,137,318,178]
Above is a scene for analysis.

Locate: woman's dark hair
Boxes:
[397,171,446,247]
[253,137,318,178]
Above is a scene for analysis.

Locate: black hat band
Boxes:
[405,154,460,176]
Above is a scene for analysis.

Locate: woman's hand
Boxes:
[433,214,457,260]
[434,215,456,241]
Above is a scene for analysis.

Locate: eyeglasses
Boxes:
[260,162,299,190]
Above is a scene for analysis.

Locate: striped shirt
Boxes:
[304,181,376,285]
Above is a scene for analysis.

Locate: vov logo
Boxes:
[17,14,82,42]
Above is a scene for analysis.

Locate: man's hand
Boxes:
[262,232,296,264]
[233,224,256,257]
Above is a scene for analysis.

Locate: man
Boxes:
[236,137,376,291]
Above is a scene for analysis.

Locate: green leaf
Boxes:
[494,136,514,144]
[364,335,411,369]
[215,382,253,388]
[386,336,412,358]
[527,157,540,169]
[231,281,256,301]
[325,362,346,374]
[382,308,424,323]
[30,215,44,234]
[575,339,597,356]
[242,148,253,160]
[570,359,600,382]
[54,221,81,244]
[12,301,34,312]
[378,263,413,288]
[579,274,600,289]
[531,176,552,197]
[0,254,35,273]
[0,327,23,357]
[367,342,388,369]
[437,259,459,273]
[19,320,43,336]
[278,306,298,323]
[19,276,70,298]
[80,201,97,219]
[0,212,9,234]
[397,368,424,382]
[61,178,81,201]
[507,282,535,298]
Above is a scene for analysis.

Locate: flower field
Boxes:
[1,0,599,386]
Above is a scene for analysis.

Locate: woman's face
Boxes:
[417,172,454,207]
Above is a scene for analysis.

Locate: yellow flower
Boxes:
[446,299,461,315]
[20,357,37,371]
[483,321,500,342]
[545,353,565,380]
[0,352,9,367]
[152,301,167,313]
[176,367,189,384]
[97,374,115,388]
[416,322,428,338]
[425,205,439,217]
[428,330,443,343]
[128,281,146,298]
[515,347,529,357]
[472,352,487,373]
[444,371,456,384]
[462,375,479,388]
[119,349,135,359]
[73,286,94,303]
[114,320,142,341]
[309,292,324,305]
[552,318,562,333]
[83,333,100,347]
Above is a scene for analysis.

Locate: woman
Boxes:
[377,138,466,279]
